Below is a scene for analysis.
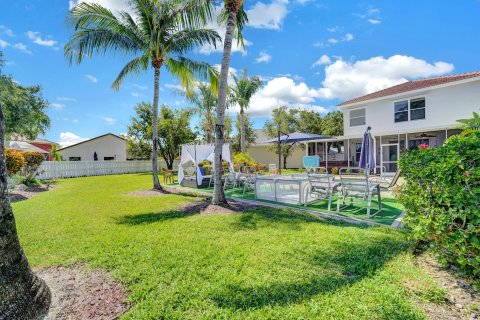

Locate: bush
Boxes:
[5,148,25,176]
[233,152,255,167]
[22,151,45,178]
[346,168,353,174]
[396,131,480,277]
[331,167,339,175]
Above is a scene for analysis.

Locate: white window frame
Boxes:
[349,107,366,127]
[393,96,426,123]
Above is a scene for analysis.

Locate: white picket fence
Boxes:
[36,160,176,180]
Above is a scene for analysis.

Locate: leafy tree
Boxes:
[127,102,196,169]
[230,69,261,152]
[232,113,255,153]
[65,0,220,190]
[264,107,300,169]
[297,109,323,134]
[51,144,63,161]
[457,112,480,132]
[0,64,50,140]
[320,110,344,137]
[0,50,51,318]
[213,0,248,205]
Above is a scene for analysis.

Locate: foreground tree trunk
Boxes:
[212,9,237,205]
[0,105,51,319]
[151,64,162,190]
[240,108,246,153]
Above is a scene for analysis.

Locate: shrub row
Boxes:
[5,148,45,177]
[397,131,480,277]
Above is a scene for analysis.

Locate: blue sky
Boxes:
[1,0,479,146]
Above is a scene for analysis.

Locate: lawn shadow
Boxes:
[211,234,407,310]
[114,210,194,225]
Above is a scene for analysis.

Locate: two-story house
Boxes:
[305,71,480,174]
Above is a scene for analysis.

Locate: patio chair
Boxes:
[304,168,340,211]
[243,173,257,194]
[223,172,237,191]
[337,167,382,218]
[370,167,401,190]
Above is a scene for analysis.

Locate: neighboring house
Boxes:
[305,71,480,174]
[8,141,50,159]
[9,136,56,160]
[59,133,127,161]
[247,130,305,168]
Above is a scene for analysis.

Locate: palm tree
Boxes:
[230,69,261,153]
[0,51,51,319]
[181,82,217,143]
[212,0,247,205]
[65,0,220,190]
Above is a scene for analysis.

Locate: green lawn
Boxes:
[13,174,443,319]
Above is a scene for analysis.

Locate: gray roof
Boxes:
[8,141,49,153]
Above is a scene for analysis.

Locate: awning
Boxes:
[262,132,329,144]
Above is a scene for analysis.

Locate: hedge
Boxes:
[397,131,480,277]
[5,148,25,176]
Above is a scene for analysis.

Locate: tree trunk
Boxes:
[0,105,51,319]
[212,10,237,205]
[283,155,287,169]
[152,66,162,190]
[206,108,212,144]
[240,108,246,153]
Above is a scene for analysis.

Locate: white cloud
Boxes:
[57,97,76,101]
[356,7,382,25]
[0,25,14,37]
[256,51,272,63]
[102,117,117,125]
[312,54,331,67]
[59,132,88,148]
[246,1,288,30]
[368,19,381,25]
[69,0,131,13]
[131,92,142,97]
[343,33,354,41]
[72,119,80,123]
[27,31,57,47]
[229,76,325,117]
[50,103,65,111]
[164,83,184,91]
[327,26,343,32]
[85,74,98,83]
[327,38,338,44]
[13,43,32,55]
[0,38,8,48]
[132,83,147,90]
[317,55,454,100]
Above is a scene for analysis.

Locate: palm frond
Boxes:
[112,55,150,90]
[167,28,221,55]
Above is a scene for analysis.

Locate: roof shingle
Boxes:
[338,71,480,107]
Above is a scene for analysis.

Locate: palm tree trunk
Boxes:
[240,108,246,153]
[0,105,51,319]
[152,66,162,190]
[206,108,212,144]
[212,10,237,205]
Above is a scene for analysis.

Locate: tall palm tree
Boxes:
[0,51,51,319]
[230,69,261,153]
[212,0,247,205]
[181,82,217,143]
[65,0,220,190]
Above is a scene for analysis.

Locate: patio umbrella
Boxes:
[359,127,376,173]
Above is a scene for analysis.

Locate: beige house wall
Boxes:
[60,135,127,161]
[247,145,305,169]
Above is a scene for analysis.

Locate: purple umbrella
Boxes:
[359,127,376,173]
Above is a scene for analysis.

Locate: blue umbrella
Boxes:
[359,127,376,173]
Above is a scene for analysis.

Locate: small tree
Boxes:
[232,113,255,153]
[22,151,45,182]
[264,107,299,169]
[320,110,344,137]
[51,144,62,161]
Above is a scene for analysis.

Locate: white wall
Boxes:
[247,145,305,168]
[61,135,127,161]
[342,80,480,137]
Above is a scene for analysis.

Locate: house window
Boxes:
[394,100,409,122]
[350,108,366,127]
[410,98,426,120]
[394,98,426,123]
[355,143,362,162]
[69,157,81,161]
[104,157,115,161]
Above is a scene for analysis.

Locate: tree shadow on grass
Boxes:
[211,235,407,310]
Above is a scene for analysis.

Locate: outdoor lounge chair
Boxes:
[243,174,257,194]
[304,168,340,211]
[337,167,382,218]
[370,167,401,190]
[223,172,237,191]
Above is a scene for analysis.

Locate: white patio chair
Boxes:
[337,167,382,218]
[223,172,237,191]
[304,168,340,211]
[243,174,257,194]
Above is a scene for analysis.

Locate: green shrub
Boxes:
[346,168,353,174]
[233,152,255,167]
[5,148,25,176]
[22,151,45,178]
[331,167,339,175]
[397,131,480,277]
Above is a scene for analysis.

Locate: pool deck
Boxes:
[168,184,404,228]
